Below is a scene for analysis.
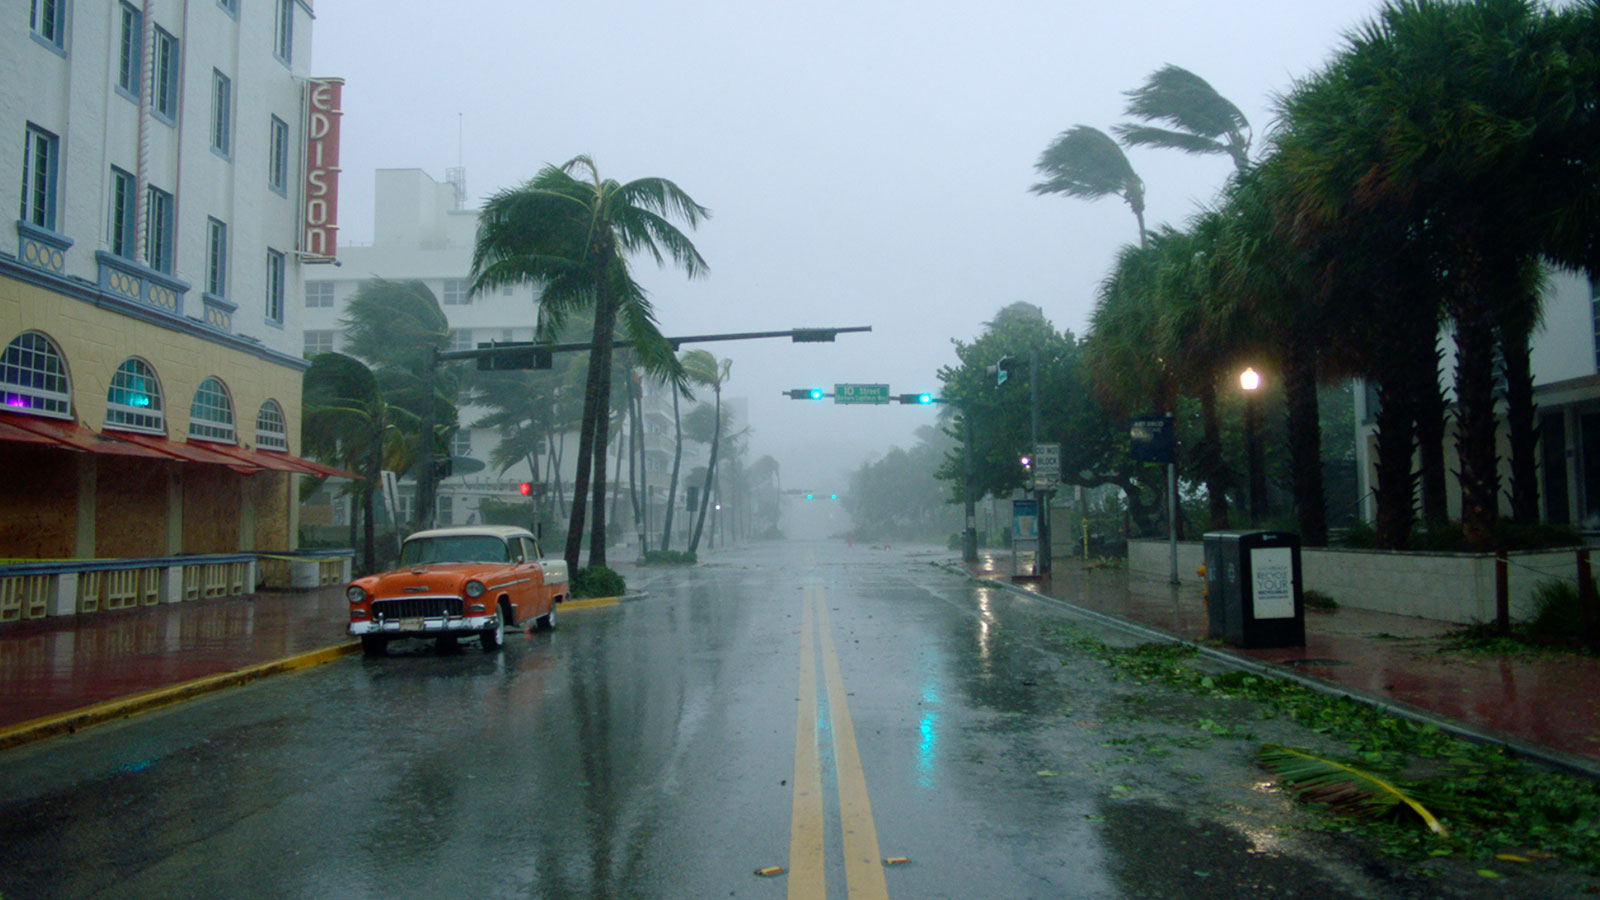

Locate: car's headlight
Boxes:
[465,580,486,598]
[346,586,367,604]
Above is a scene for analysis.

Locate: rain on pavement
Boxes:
[0,542,1586,899]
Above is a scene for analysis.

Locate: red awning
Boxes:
[192,441,358,479]
[111,432,260,473]
[0,413,174,459]
[263,451,360,479]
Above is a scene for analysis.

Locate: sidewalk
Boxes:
[967,550,1600,774]
[0,587,353,740]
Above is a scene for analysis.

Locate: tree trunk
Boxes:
[363,438,380,575]
[1283,332,1327,546]
[1450,263,1501,552]
[1372,370,1418,550]
[1414,347,1449,528]
[688,388,721,554]
[1500,298,1540,526]
[1196,377,1229,531]
[586,288,620,569]
[632,377,649,554]
[660,389,683,551]
[565,293,613,571]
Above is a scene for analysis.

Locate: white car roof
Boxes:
[402,525,534,543]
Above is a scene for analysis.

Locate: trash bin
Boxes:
[1202,531,1304,648]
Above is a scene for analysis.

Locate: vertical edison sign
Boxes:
[303,78,344,259]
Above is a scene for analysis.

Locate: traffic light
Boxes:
[786,388,825,400]
[518,482,533,496]
[431,458,453,479]
[993,355,1015,386]
[896,393,935,405]
[805,492,814,500]
[830,493,838,500]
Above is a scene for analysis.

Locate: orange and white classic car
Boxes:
[345,525,569,656]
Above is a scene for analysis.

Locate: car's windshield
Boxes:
[400,536,510,565]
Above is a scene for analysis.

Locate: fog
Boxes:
[312,0,1385,498]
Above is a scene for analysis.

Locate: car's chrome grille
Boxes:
[372,597,464,620]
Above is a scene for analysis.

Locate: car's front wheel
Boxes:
[481,610,504,652]
[536,603,557,632]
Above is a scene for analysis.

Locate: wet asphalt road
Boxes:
[0,542,1550,899]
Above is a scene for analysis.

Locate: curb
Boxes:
[0,641,360,752]
[560,596,620,611]
[951,564,1600,780]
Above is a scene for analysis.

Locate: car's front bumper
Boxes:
[349,613,495,637]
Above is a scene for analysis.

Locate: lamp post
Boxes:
[1240,367,1265,525]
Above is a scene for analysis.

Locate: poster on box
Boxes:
[1250,547,1294,619]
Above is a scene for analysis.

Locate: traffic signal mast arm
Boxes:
[441,325,873,367]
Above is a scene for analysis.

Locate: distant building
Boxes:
[0,0,344,564]
[1353,271,1600,530]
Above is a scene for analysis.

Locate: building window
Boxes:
[145,185,173,273]
[266,249,285,323]
[152,26,179,124]
[210,70,232,156]
[303,330,334,356]
[436,494,454,526]
[305,280,334,308]
[206,218,228,296]
[20,124,59,231]
[104,358,164,434]
[109,167,136,258]
[452,430,471,458]
[117,3,141,97]
[30,0,65,51]
[449,329,472,351]
[217,0,237,17]
[1,331,71,418]
[268,115,289,194]
[442,278,470,305]
[256,400,288,451]
[273,0,292,64]
[188,377,235,443]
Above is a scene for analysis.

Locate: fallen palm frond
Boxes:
[1258,744,1449,836]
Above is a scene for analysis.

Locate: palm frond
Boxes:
[1258,744,1448,836]
[1031,125,1141,201]
[1123,64,1250,140]
[1112,124,1227,157]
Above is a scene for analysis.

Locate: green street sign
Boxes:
[834,383,890,405]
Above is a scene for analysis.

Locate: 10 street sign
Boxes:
[834,383,890,405]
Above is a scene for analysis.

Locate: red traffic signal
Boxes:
[518,482,533,496]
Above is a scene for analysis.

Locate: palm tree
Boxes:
[302,353,419,573]
[338,278,455,532]
[1031,125,1148,248]
[657,348,717,551]
[1114,65,1253,172]
[685,352,732,555]
[471,156,709,570]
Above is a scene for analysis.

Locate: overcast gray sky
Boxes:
[312,0,1384,496]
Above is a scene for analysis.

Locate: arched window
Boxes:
[1,331,71,418]
[255,399,288,451]
[104,358,165,433]
[188,377,235,443]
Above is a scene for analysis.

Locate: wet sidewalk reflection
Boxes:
[971,551,1600,765]
[0,589,350,730]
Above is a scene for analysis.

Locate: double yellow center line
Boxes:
[787,586,891,900]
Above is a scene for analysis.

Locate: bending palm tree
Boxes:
[1031,125,1148,249]
[1114,64,1252,172]
[471,156,708,570]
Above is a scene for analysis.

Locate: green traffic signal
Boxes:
[786,388,826,400]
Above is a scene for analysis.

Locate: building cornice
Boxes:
[0,253,310,373]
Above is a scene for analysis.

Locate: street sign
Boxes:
[1130,414,1175,464]
[834,383,890,405]
[1033,442,1060,490]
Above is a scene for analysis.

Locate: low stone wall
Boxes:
[1129,539,1580,624]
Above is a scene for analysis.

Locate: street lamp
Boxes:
[1240,367,1265,525]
